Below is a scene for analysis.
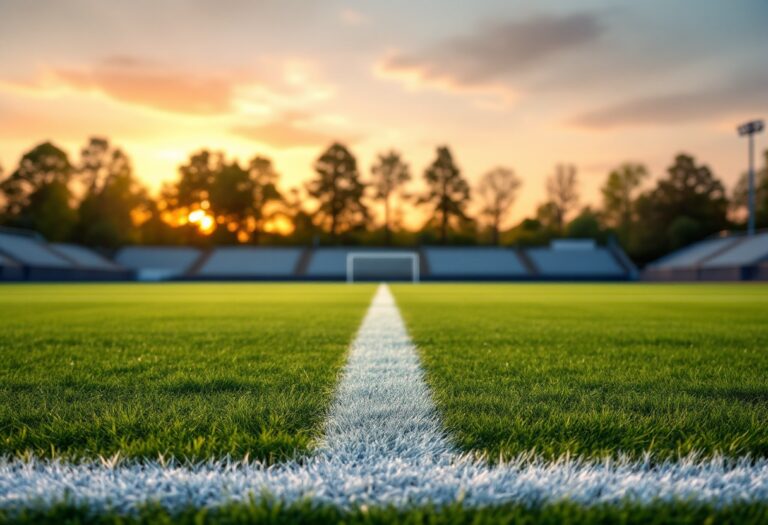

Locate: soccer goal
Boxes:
[346,252,420,283]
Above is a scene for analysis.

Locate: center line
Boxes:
[318,284,452,462]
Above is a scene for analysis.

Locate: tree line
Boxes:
[1,137,764,265]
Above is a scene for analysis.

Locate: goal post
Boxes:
[346,252,420,283]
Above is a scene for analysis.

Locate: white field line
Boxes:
[1,284,768,514]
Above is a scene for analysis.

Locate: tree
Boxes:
[418,146,470,244]
[0,141,76,240]
[167,150,283,243]
[535,201,561,233]
[173,150,224,210]
[371,150,410,245]
[633,153,728,263]
[600,163,648,243]
[73,138,147,247]
[307,142,368,239]
[246,156,282,244]
[546,164,579,233]
[566,207,604,240]
[79,137,131,192]
[477,166,521,245]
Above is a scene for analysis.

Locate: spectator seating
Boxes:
[195,247,303,278]
[115,246,202,281]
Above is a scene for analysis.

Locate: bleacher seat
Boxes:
[50,243,122,270]
[424,247,527,278]
[0,253,24,281]
[306,248,420,280]
[0,232,72,267]
[305,248,357,279]
[648,236,738,269]
[702,233,768,268]
[115,246,202,281]
[196,247,302,277]
[526,244,625,277]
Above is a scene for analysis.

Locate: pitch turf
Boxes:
[392,283,768,461]
[4,500,768,525]
[0,283,374,461]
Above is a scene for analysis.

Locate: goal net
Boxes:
[346,252,420,282]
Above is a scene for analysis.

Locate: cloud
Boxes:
[0,56,336,118]
[232,113,341,149]
[375,12,603,106]
[570,75,768,128]
[51,57,235,115]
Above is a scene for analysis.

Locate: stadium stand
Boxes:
[644,232,768,281]
[644,236,739,280]
[305,248,373,280]
[305,248,343,278]
[115,246,202,281]
[0,230,72,268]
[424,247,528,279]
[0,229,131,281]
[525,240,627,279]
[193,247,303,279]
[50,243,123,271]
[0,253,24,281]
[303,248,423,280]
[702,234,768,268]
[0,226,638,282]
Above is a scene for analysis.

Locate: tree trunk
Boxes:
[441,209,447,244]
[441,178,448,244]
[384,195,391,245]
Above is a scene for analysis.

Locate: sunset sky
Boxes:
[0,0,766,226]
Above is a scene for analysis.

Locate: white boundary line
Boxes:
[1,284,768,515]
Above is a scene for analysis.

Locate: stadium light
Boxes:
[737,119,764,236]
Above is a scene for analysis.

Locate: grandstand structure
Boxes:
[644,231,768,281]
[0,228,638,282]
[0,228,131,281]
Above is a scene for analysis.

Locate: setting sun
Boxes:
[187,209,215,235]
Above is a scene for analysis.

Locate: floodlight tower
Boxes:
[738,119,765,236]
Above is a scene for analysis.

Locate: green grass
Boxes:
[392,283,768,461]
[3,500,768,525]
[0,283,374,461]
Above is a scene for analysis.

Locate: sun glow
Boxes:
[263,215,295,236]
[187,209,216,235]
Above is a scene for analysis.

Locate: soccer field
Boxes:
[0,284,374,461]
[394,283,768,460]
[1,283,767,524]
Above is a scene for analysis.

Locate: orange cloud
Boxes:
[49,57,234,115]
[232,112,354,150]
[0,56,336,119]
